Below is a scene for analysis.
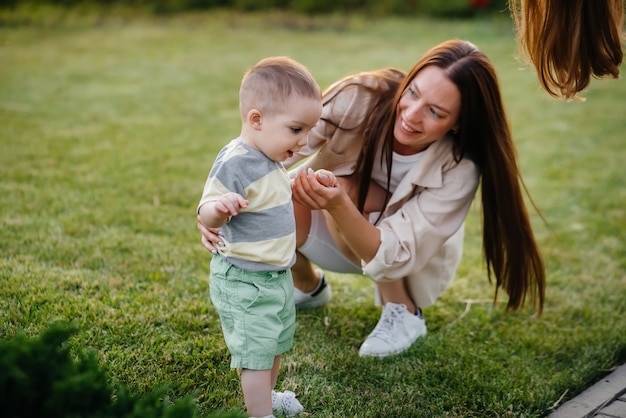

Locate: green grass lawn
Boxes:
[1,7,625,417]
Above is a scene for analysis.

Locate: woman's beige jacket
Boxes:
[285,73,480,308]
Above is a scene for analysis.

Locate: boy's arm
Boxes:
[197,192,249,228]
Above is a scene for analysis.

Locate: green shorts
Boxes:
[209,255,296,370]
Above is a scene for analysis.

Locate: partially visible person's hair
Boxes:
[239,56,321,117]
[327,40,546,313]
[510,0,624,101]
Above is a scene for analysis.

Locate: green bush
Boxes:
[232,0,288,12]
[150,0,231,14]
[417,0,472,17]
[0,0,511,17]
[0,322,245,418]
[289,0,380,14]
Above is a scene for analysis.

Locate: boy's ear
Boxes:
[247,109,262,130]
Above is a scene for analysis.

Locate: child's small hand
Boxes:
[216,192,248,217]
[313,169,338,187]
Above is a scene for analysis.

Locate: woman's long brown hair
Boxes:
[510,0,624,101]
[327,40,545,312]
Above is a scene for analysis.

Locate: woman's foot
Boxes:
[358,302,427,357]
[293,269,332,309]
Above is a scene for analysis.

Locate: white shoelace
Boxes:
[368,303,406,340]
[272,390,303,417]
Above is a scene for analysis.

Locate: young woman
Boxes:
[199,39,546,358]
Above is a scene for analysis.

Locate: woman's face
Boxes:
[393,65,461,155]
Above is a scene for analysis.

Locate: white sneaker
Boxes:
[293,270,331,309]
[358,302,427,358]
[272,390,304,417]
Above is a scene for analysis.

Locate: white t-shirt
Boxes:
[370,145,425,193]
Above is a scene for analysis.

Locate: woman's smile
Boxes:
[400,118,419,133]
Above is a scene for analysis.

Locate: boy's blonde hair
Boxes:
[239,56,321,117]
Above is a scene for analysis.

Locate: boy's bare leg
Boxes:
[270,355,280,390]
[241,368,273,417]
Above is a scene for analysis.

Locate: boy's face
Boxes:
[251,95,322,162]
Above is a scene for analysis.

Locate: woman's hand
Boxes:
[314,169,338,187]
[292,168,382,263]
[291,168,345,210]
[197,215,223,254]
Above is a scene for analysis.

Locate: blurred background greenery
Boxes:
[0,0,508,17]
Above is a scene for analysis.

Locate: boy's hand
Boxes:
[313,169,338,187]
[215,192,249,217]
[289,167,337,191]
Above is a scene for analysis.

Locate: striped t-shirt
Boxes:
[198,138,296,272]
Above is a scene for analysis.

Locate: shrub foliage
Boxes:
[0,0,509,17]
[0,322,245,418]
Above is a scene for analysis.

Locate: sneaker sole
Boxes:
[358,329,427,357]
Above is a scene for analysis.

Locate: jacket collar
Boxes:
[387,136,455,205]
